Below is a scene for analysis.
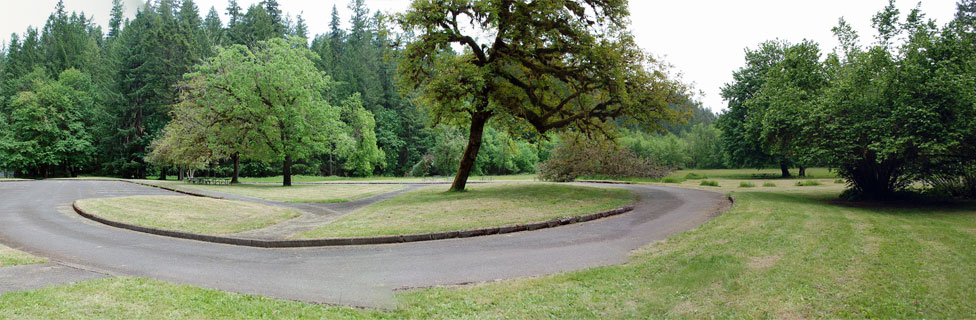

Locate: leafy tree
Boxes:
[717,41,793,176]
[810,2,976,200]
[686,124,726,169]
[337,94,385,176]
[157,38,343,186]
[743,40,826,177]
[0,68,96,177]
[399,0,685,190]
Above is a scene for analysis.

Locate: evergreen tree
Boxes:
[204,7,227,48]
[108,0,125,39]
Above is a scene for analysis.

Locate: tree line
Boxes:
[0,0,689,190]
[717,0,976,200]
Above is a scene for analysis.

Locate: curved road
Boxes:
[0,180,727,308]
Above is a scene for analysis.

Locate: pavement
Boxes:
[0,180,728,308]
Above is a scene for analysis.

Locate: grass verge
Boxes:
[73,196,301,236]
[3,189,974,318]
[0,245,46,267]
[296,183,635,238]
[182,183,405,203]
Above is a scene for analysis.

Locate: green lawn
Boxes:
[0,245,46,267]
[296,183,635,238]
[182,183,405,203]
[4,188,974,318]
[583,167,840,184]
[236,174,538,184]
[73,196,301,236]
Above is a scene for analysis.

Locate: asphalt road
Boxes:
[0,180,728,308]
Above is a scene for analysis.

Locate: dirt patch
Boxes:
[863,236,880,255]
[670,300,698,316]
[747,254,783,270]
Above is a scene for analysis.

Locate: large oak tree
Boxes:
[398,0,687,191]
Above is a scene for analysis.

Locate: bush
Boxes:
[739,182,755,188]
[407,154,434,177]
[684,173,706,179]
[537,133,671,182]
[289,163,316,176]
[762,182,777,187]
[795,180,822,187]
[700,180,719,187]
[925,162,976,200]
[661,177,683,183]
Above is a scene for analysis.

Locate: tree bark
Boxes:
[450,112,489,191]
[283,154,292,187]
[798,166,806,178]
[780,161,792,178]
[231,152,240,184]
[158,166,167,180]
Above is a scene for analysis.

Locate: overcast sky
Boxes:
[0,0,961,113]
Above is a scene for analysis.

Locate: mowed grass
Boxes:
[182,183,405,203]
[296,183,635,238]
[0,245,46,267]
[238,174,538,184]
[73,196,301,235]
[4,189,974,318]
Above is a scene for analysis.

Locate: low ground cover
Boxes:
[4,188,974,318]
[73,196,301,236]
[180,183,405,203]
[296,183,635,238]
[0,245,46,267]
[143,174,538,184]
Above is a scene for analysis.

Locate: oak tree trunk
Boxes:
[231,152,240,184]
[283,154,293,187]
[450,113,489,191]
[780,161,792,178]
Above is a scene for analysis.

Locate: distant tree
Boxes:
[744,40,826,177]
[156,38,343,186]
[810,2,976,199]
[337,94,385,176]
[686,124,725,169]
[204,7,227,48]
[0,68,96,177]
[107,0,125,39]
[399,0,686,191]
[717,41,791,176]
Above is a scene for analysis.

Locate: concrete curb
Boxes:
[577,180,635,185]
[72,201,636,248]
[123,180,222,199]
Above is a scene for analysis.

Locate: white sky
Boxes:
[0,0,961,113]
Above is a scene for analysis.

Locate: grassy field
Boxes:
[181,183,406,203]
[73,196,301,235]
[0,245,46,267]
[3,187,973,318]
[297,183,635,238]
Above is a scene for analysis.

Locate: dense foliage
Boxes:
[718,0,976,200]
[538,133,671,182]
[398,0,688,190]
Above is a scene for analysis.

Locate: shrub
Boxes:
[795,180,822,187]
[289,163,316,176]
[407,154,434,177]
[739,182,755,188]
[762,182,777,187]
[700,180,719,187]
[537,133,671,182]
[684,173,706,179]
[661,177,683,183]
